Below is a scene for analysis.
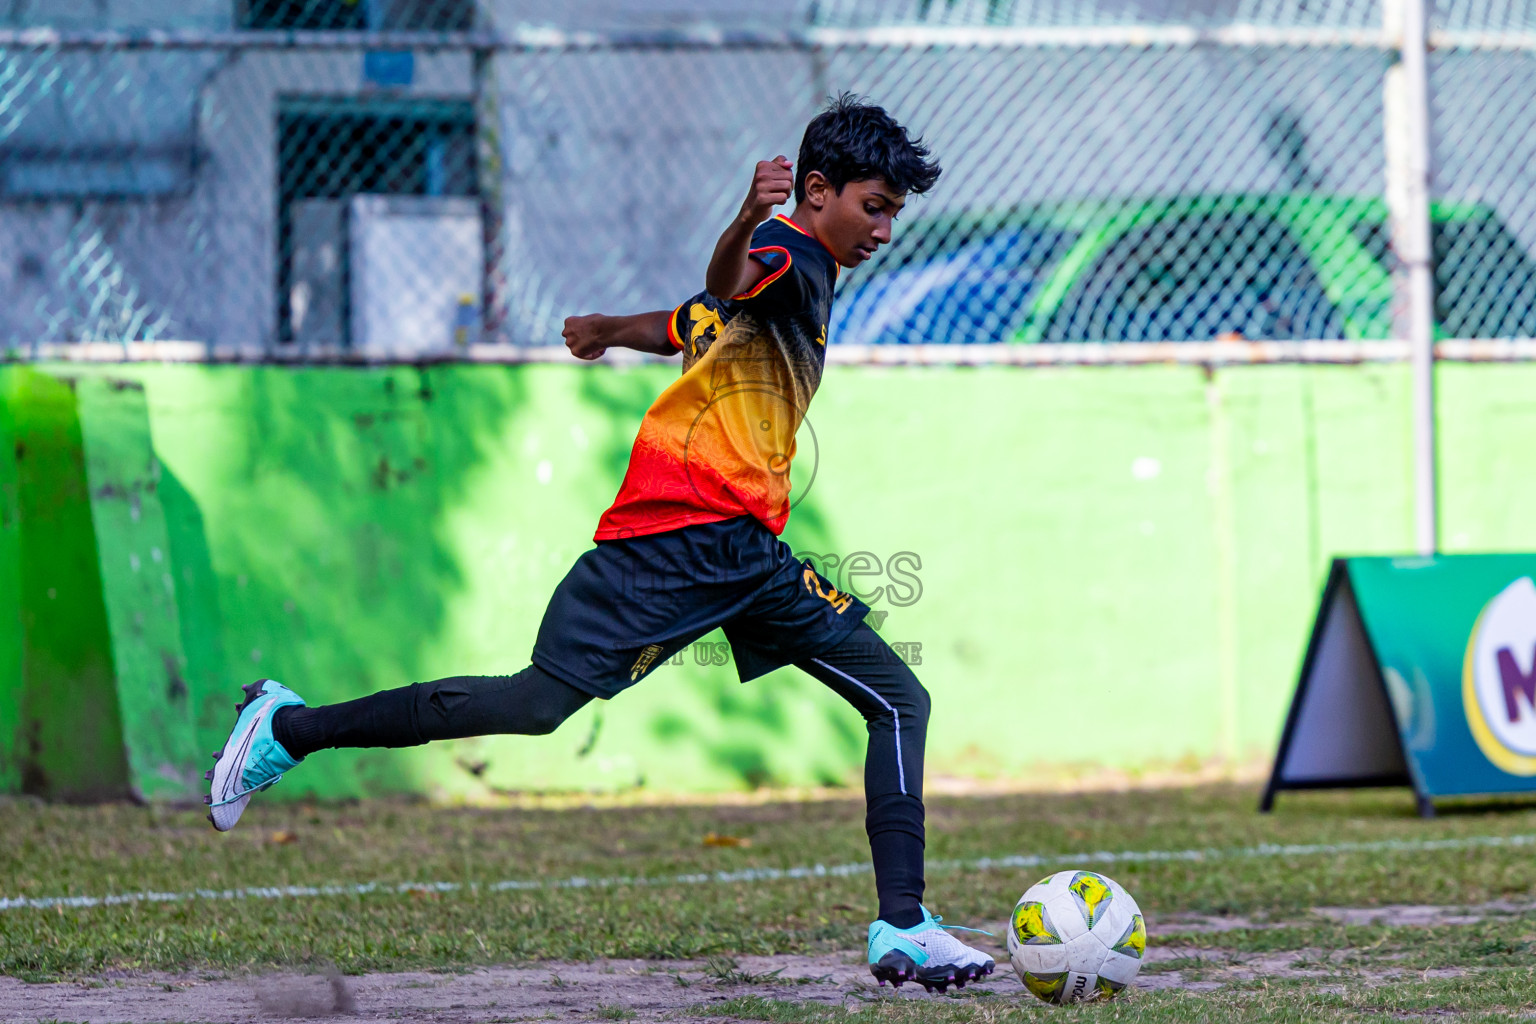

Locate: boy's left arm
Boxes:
[705,155,794,301]
[563,310,677,360]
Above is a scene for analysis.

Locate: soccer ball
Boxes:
[1007,869,1146,1004]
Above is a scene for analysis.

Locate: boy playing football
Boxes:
[207,95,994,992]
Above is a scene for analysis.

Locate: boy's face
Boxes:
[803,173,907,269]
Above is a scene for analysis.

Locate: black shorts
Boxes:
[530,516,870,699]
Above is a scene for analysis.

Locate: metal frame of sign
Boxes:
[1260,559,1428,817]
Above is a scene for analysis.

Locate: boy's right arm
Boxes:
[563,310,678,360]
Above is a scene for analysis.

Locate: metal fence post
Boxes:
[1388,0,1439,556]
[474,41,507,345]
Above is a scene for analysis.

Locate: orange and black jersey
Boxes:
[594,214,840,541]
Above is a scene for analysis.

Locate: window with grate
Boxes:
[277,98,478,345]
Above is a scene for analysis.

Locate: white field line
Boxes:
[3,833,1533,914]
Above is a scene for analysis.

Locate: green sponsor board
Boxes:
[1264,555,1536,816]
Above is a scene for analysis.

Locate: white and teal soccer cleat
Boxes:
[205,679,306,832]
[867,906,996,992]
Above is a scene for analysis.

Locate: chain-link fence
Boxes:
[0,1,1533,355]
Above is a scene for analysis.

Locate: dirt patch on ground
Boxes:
[0,944,1472,1023]
[1153,898,1536,936]
[1139,945,1466,994]
[1151,912,1277,934]
[0,953,1007,1023]
[1310,899,1536,928]
[0,909,1499,1023]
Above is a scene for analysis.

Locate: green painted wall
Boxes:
[2,361,1533,800]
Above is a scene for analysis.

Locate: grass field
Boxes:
[4,783,1536,1021]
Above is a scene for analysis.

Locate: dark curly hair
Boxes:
[794,93,942,204]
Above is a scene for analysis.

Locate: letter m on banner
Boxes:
[1499,645,1536,722]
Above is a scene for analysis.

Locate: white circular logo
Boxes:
[1465,576,1536,774]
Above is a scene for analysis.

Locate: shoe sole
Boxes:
[205,680,277,832]
[870,951,995,993]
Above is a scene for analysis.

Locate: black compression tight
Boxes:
[273,621,928,928]
[276,665,592,753]
[791,622,928,928]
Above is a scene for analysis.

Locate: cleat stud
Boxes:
[877,979,886,987]
[212,751,221,759]
[203,770,214,781]
[206,813,216,825]
[203,795,212,804]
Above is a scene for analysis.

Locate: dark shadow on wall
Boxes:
[0,374,19,793]
[156,462,231,763]
[148,360,863,799]
[576,365,664,487]
[155,364,529,799]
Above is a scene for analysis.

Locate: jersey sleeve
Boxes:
[672,290,731,362]
[730,227,812,314]
[667,300,688,351]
